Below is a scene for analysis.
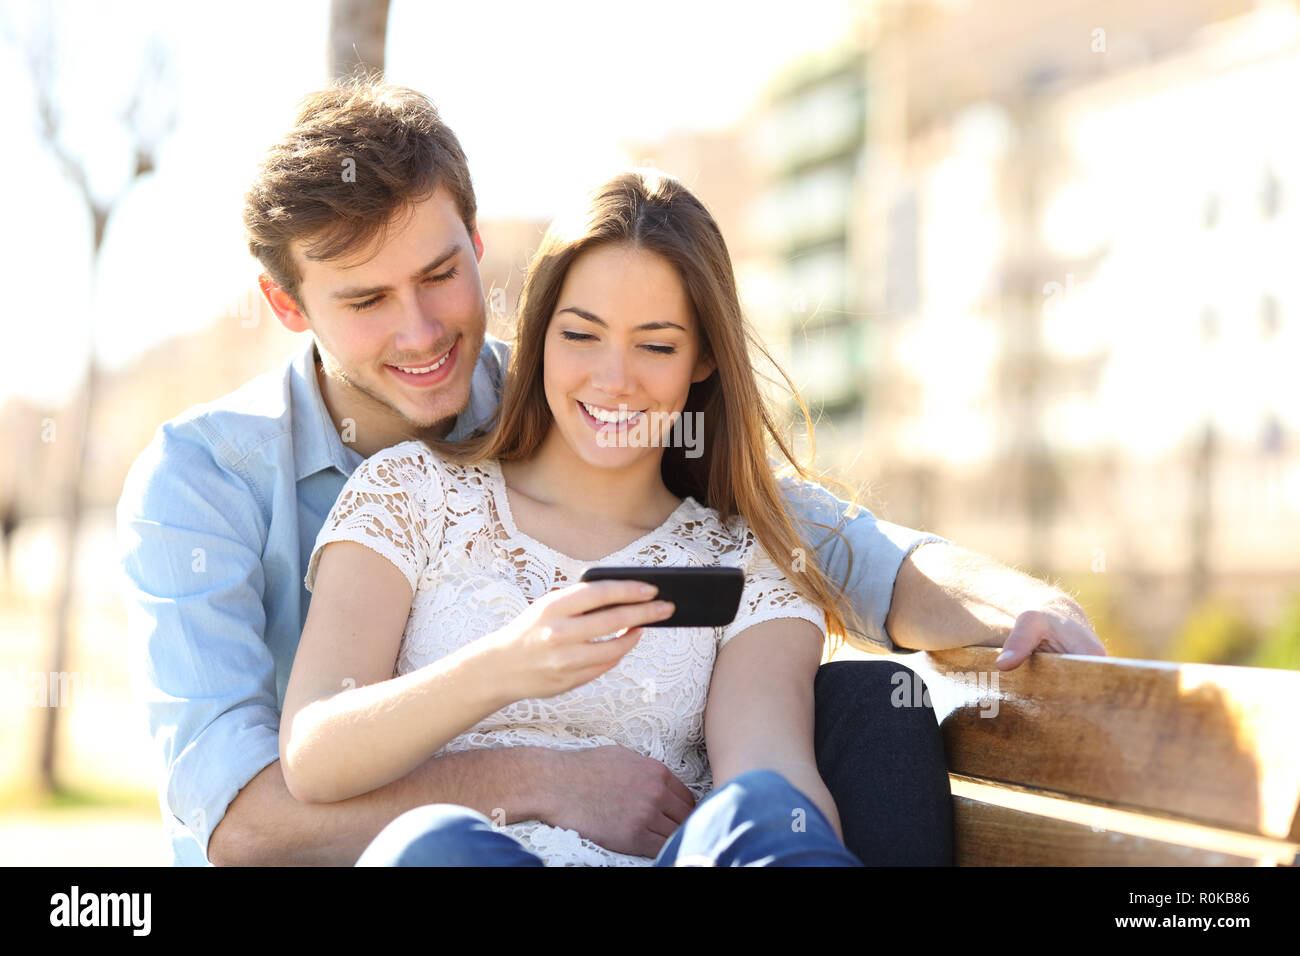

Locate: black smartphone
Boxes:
[579,566,745,628]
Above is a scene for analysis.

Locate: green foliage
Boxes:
[1250,592,1300,671]
[1167,598,1258,666]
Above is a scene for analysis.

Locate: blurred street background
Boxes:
[2,0,1298,865]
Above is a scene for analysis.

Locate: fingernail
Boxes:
[640,583,657,596]
[658,601,675,615]
[995,649,1014,664]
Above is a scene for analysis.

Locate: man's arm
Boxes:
[213,744,693,865]
[778,473,1104,668]
[210,749,553,865]
[885,542,1106,669]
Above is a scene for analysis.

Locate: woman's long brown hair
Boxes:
[423,168,863,651]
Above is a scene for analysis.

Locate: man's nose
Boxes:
[394,293,445,352]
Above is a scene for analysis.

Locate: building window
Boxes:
[1200,306,1218,342]
[1260,166,1282,220]
[1202,192,1220,230]
[1260,294,1280,338]
[1260,414,1284,455]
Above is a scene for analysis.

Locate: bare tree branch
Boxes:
[15,3,176,794]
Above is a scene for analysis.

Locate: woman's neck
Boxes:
[502,427,681,531]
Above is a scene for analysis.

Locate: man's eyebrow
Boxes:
[558,306,687,333]
[330,244,462,300]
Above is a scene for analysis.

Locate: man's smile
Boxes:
[385,338,459,387]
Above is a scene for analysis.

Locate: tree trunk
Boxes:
[40,210,105,793]
[328,0,391,81]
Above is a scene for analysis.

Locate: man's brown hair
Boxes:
[243,75,477,310]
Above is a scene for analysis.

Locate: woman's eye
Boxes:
[558,330,676,354]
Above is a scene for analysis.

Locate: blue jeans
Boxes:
[356,769,862,867]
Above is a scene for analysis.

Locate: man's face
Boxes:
[286,186,487,445]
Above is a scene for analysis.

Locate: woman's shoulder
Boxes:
[668,497,756,563]
[356,440,496,498]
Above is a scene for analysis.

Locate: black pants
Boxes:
[813,660,954,865]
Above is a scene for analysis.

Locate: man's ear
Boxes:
[471,224,484,263]
[258,274,310,333]
[692,352,717,384]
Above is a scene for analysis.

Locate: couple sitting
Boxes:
[117,79,1106,867]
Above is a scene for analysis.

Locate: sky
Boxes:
[0,0,862,408]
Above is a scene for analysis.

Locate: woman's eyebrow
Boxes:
[331,243,462,300]
[558,306,686,332]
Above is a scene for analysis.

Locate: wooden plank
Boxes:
[950,775,1300,866]
[916,647,1300,841]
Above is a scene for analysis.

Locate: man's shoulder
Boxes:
[479,334,510,380]
[162,357,295,461]
[119,354,298,514]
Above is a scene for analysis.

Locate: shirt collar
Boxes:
[290,337,365,481]
[289,335,502,480]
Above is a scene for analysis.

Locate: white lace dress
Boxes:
[304,439,827,866]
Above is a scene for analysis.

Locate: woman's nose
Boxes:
[590,350,630,395]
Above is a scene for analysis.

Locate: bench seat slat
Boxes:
[951,774,1300,866]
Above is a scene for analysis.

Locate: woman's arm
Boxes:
[281,541,671,805]
[279,540,513,804]
[703,618,842,840]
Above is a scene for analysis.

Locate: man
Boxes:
[117,79,1105,867]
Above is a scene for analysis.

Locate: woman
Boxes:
[282,167,863,866]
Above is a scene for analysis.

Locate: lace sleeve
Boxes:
[304,441,445,596]
[719,530,827,648]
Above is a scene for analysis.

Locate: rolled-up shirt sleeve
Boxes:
[776,472,949,654]
[117,424,280,863]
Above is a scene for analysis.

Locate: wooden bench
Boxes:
[909,646,1300,866]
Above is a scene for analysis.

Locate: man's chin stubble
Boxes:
[332,364,460,439]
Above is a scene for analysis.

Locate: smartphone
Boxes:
[579,566,745,628]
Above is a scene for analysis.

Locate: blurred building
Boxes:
[633,0,1299,650]
[745,44,868,444]
[855,0,1299,644]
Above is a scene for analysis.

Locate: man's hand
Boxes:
[886,543,1108,669]
[534,745,696,859]
[994,598,1107,671]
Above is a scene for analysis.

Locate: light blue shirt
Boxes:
[116,333,946,865]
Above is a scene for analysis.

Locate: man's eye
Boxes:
[425,267,459,284]
[346,267,459,312]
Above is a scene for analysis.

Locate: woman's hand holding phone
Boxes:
[473,580,675,703]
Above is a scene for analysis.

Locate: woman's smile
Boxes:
[578,400,647,427]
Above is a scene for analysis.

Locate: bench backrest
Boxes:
[917,647,1300,866]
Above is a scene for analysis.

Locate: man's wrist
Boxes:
[505,746,560,824]
[1036,590,1089,627]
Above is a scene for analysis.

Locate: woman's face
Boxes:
[542,243,715,472]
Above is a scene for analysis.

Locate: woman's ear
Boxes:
[692,352,717,383]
